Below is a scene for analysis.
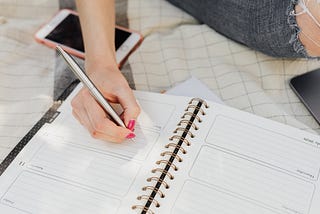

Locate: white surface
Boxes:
[165,76,224,104]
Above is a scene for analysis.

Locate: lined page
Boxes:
[0,89,191,214]
[46,90,177,161]
[153,101,320,214]
[189,146,314,214]
[27,135,140,197]
[172,181,277,214]
[2,88,320,214]
[1,171,120,214]
[206,115,320,180]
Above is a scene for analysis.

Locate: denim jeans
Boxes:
[167,0,308,58]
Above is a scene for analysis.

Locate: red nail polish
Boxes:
[126,133,136,139]
[127,119,136,131]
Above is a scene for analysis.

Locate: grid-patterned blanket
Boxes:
[1,0,320,162]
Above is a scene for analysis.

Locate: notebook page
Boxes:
[46,84,179,161]
[2,89,320,214]
[0,86,194,214]
[144,100,320,214]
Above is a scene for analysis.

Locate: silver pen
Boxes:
[56,45,126,128]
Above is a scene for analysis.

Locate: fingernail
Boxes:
[127,119,136,131]
[126,132,136,139]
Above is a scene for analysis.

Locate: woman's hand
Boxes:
[73,0,140,142]
[71,63,140,143]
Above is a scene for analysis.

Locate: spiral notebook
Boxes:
[1,84,320,214]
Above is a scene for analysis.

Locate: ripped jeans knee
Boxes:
[167,0,319,59]
[289,0,320,58]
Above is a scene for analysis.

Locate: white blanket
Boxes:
[0,0,58,161]
[127,0,320,133]
[0,0,319,162]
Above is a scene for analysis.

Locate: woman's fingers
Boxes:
[70,64,141,143]
[73,108,131,143]
[71,87,135,143]
[88,67,141,132]
[116,87,140,131]
[83,91,133,140]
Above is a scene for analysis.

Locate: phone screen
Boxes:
[45,14,132,52]
[290,68,320,125]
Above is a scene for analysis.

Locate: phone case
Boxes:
[34,9,143,68]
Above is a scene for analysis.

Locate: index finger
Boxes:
[116,88,141,128]
[82,89,135,142]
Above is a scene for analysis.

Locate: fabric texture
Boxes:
[0,0,58,161]
[168,0,308,58]
[126,0,320,134]
[1,0,320,162]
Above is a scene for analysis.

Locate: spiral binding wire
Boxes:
[132,98,208,214]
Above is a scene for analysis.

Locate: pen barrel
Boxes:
[56,46,126,128]
[90,88,126,127]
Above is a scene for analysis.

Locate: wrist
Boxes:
[85,56,119,75]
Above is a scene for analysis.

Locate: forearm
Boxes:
[72,0,139,143]
[75,0,117,71]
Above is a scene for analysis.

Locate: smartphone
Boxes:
[34,9,143,67]
[290,68,320,125]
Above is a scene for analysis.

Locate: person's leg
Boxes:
[167,0,319,58]
[295,0,320,57]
